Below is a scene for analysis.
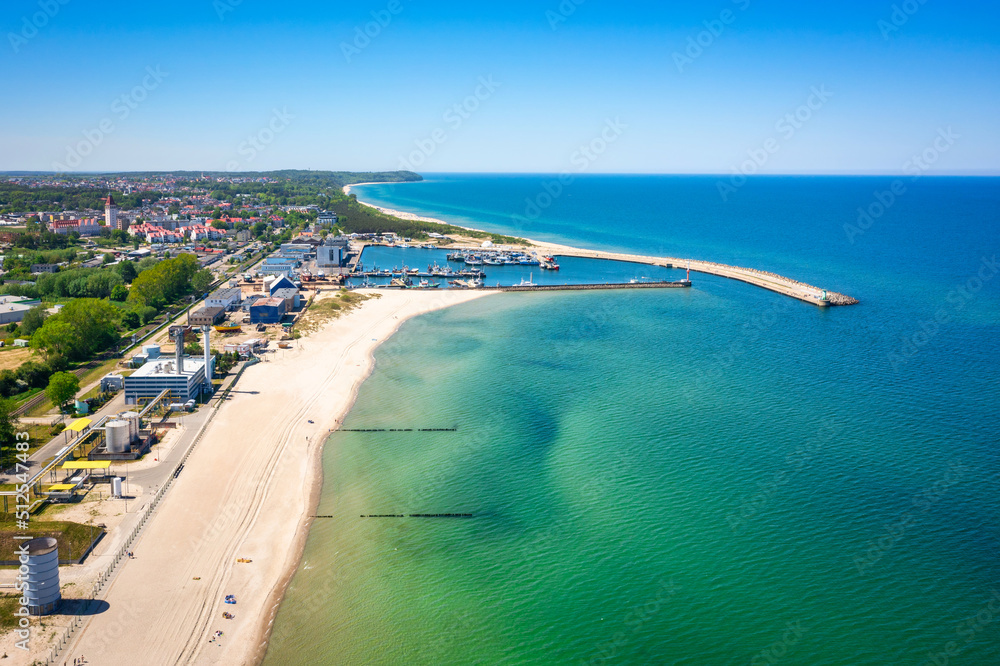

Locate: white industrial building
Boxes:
[205,287,242,310]
[123,327,215,405]
[123,356,213,405]
[0,296,41,324]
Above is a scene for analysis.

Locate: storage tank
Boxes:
[143,344,161,359]
[111,477,123,498]
[105,420,130,454]
[22,537,60,615]
[121,412,140,443]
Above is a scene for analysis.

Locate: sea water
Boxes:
[265,175,999,665]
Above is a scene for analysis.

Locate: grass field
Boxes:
[0,346,33,371]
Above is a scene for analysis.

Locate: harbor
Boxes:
[346,245,693,291]
[338,241,857,305]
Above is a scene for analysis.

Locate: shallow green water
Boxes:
[265,284,998,665]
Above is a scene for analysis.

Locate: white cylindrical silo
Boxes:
[23,537,60,615]
[106,420,130,453]
[111,477,123,498]
[121,412,140,443]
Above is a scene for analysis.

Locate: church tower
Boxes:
[105,194,120,230]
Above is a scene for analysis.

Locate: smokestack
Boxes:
[202,326,212,387]
[174,328,184,374]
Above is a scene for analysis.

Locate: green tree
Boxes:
[121,310,141,329]
[192,269,214,293]
[110,284,129,301]
[31,319,77,358]
[116,260,138,283]
[31,299,120,360]
[19,305,48,337]
[46,371,80,413]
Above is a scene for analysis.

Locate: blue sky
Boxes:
[1,0,998,174]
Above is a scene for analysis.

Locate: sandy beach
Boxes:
[63,288,493,665]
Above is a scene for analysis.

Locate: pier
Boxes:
[535,249,857,307]
[495,280,692,293]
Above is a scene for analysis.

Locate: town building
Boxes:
[49,218,102,236]
[30,264,59,274]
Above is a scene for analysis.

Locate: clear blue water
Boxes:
[266,175,1000,665]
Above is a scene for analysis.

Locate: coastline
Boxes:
[66,288,495,665]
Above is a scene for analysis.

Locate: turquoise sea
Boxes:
[265,175,999,665]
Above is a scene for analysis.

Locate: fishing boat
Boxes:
[214,324,242,333]
[516,273,536,287]
[541,260,560,271]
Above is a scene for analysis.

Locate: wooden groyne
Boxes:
[495,281,691,293]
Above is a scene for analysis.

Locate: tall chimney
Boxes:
[174,328,184,374]
[202,326,212,388]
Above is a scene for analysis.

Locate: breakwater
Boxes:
[495,280,691,293]
[540,247,859,307]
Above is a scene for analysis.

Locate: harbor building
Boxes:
[268,275,297,295]
[271,287,301,311]
[205,287,242,310]
[189,306,225,326]
[249,297,286,324]
[260,258,298,277]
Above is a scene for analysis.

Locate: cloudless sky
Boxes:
[1,0,998,174]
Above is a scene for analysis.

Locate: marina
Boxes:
[347,246,690,291]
